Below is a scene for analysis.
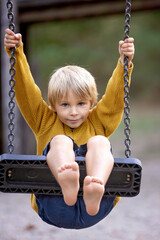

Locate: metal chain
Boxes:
[5,0,131,157]
[7,0,16,154]
[123,0,131,158]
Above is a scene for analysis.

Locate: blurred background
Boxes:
[0,0,160,239]
[27,11,160,158]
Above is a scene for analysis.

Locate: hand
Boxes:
[119,37,135,67]
[4,28,22,49]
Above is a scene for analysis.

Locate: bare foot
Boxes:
[83,176,105,216]
[58,162,80,206]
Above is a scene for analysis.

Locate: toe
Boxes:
[84,176,92,186]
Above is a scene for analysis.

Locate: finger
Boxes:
[119,40,124,47]
[121,43,134,48]
[5,39,19,45]
[5,28,15,35]
[4,39,19,49]
[122,51,134,55]
[5,33,16,41]
[122,47,134,53]
[124,37,134,43]
[5,43,16,48]
[15,33,21,40]
[123,53,134,60]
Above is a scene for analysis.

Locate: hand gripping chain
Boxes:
[7,0,16,154]
[123,0,132,158]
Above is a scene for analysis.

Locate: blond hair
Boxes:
[48,65,98,108]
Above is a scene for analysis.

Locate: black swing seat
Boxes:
[0,154,142,197]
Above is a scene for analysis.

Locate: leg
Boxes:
[47,135,80,206]
[83,136,114,216]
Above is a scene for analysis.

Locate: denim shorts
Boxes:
[42,138,88,157]
[35,138,115,229]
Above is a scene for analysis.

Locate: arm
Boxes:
[4,29,55,136]
[89,38,134,137]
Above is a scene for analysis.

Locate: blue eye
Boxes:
[61,103,68,107]
[78,102,85,106]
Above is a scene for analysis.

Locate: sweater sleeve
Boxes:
[6,44,55,136]
[89,59,133,138]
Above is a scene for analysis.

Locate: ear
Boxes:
[51,105,57,112]
[90,101,94,109]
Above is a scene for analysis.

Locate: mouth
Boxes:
[69,119,79,123]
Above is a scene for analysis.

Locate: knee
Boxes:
[50,135,73,149]
[47,136,73,164]
[87,135,111,150]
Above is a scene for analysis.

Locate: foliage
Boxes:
[28,11,160,103]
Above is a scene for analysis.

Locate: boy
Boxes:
[4,28,134,229]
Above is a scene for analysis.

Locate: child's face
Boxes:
[52,90,92,128]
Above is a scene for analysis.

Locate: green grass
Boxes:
[28,11,160,102]
[111,105,160,136]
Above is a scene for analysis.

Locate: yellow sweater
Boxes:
[7,44,133,213]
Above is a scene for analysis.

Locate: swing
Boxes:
[0,0,142,198]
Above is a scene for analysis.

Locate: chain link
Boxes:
[7,0,16,154]
[123,0,131,158]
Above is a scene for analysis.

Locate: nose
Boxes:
[70,106,78,115]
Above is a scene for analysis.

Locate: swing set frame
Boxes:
[0,0,142,197]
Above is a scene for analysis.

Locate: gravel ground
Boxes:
[0,157,159,240]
